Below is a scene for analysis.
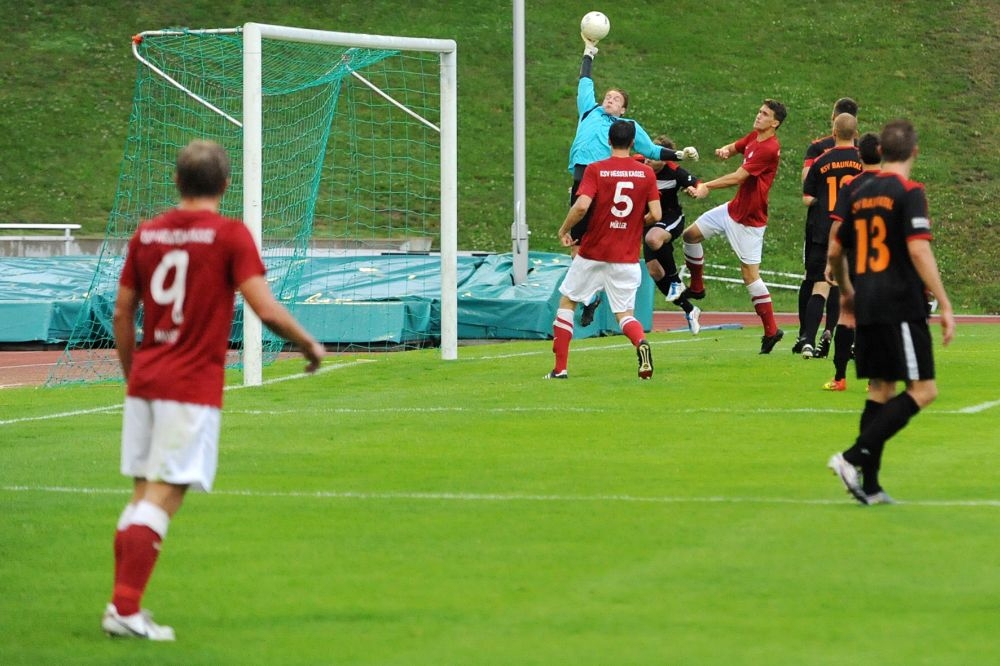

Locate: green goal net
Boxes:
[48,24,457,386]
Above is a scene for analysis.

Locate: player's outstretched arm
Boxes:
[239,275,325,372]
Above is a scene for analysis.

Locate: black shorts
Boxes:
[569,172,591,243]
[642,215,684,263]
[803,240,829,282]
[854,319,935,382]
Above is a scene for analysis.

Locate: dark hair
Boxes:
[175,140,230,198]
[879,119,917,162]
[609,119,636,148]
[764,98,787,127]
[653,135,675,150]
[833,97,859,117]
[858,132,880,165]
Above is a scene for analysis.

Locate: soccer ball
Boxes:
[580,11,611,42]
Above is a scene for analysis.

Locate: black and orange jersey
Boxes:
[834,172,933,325]
[802,134,835,173]
[803,145,862,243]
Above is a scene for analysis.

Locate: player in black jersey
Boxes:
[826,119,955,505]
[795,97,859,357]
[796,113,862,358]
[638,136,703,334]
[821,131,881,391]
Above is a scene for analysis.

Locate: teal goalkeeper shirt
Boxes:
[567,75,663,172]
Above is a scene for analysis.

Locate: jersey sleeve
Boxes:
[118,231,142,290]
[228,222,267,286]
[903,182,933,242]
[577,76,598,118]
[631,122,662,161]
[802,138,825,170]
[577,162,600,199]
[673,164,698,187]
[733,131,754,155]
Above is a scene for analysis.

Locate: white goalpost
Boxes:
[241,23,458,385]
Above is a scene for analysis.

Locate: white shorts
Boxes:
[121,397,221,492]
[559,255,642,313]
[693,202,766,265]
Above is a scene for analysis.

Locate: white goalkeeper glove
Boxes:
[680,146,700,161]
[581,33,599,58]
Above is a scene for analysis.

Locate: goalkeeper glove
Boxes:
[581,33,599,58]
[680,146,699,161]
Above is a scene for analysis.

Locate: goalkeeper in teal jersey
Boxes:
[566,31,699,325]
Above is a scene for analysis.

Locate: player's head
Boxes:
[832,113,857,140]
[832,97,859,119]
[653,135,675,150]
[756,99,787,131]
[175,140,230,198]
[601,88,629,116]
[880,119,918,162]
[858,132,881,165]
[608,120,636,149]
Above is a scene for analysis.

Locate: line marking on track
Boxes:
[0,360,372,427]
[3,485,998,508]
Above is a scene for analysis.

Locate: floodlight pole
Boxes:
[511,0,529,284]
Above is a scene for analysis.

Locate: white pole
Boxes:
[242,23,264,386]
[510,0,529,285]
[440,48,459,360]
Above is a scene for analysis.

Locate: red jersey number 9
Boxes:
[150,249,190,325]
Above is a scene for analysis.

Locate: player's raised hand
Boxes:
[680,146,699,161]
[716,145,733,160]
[581,33,599,58]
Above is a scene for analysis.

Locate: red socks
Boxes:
[619,316,645,347]
[111,500,170,616]
[113,524,162,616]
[551,308,574,373]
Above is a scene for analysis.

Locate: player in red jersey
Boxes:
[827,120,954,505]
[796,113,862,359]
[821,131,881,391]
[102,140,325,640]
[547,120,662,379]
[682,99,788,353]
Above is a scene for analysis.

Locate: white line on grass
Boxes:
[957,398,1000,414]
[3,484,998,508]
[0,360,373,427]
[470,337,707,360]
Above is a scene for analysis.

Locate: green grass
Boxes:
[1,1,998,312]
[2,325,998,664]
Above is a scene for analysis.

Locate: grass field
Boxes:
[2,324,998,664]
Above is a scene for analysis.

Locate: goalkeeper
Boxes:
[568,31,698,324]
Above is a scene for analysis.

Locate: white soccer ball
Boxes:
[580,11,611,42]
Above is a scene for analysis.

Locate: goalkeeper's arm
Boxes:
[580,33,598,79]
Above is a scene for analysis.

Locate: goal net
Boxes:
[48,23,457,387]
